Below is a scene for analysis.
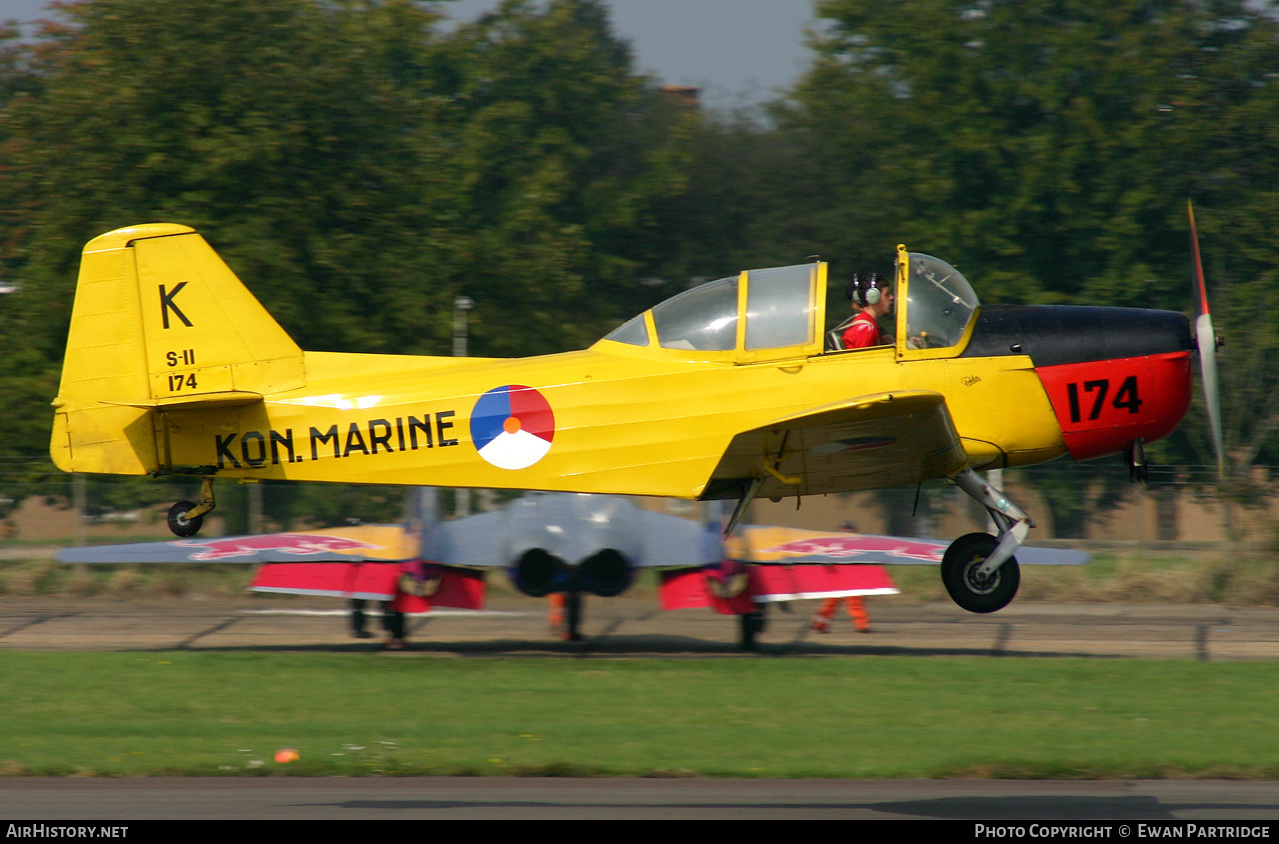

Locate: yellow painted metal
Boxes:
[895,243,911,359]
[132,232,306,400]
[708,389,970,500]
[51,226,1068,498]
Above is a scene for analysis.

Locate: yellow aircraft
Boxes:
[50,223,1212,613]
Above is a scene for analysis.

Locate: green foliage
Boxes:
[0,0,689,360]
[0,347,60,482]
[648,111,839,284]
[243,481,409,532]
[442,0,695,350]
[3,1,448,352]
[790,0,1279,308]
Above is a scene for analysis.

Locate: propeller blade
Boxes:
[1188,200,1225,480]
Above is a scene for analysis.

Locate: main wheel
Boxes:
[167,501,203,537]
[941,532,1019,614]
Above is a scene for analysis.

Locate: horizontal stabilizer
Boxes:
[102,391,264,411]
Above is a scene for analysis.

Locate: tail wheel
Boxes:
[167,501,203,538]
[941,532,1019,614]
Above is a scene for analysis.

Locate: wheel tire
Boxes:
[167,501,203,537]
[941,532,1019,614]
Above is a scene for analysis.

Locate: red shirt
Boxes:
[841,311,882,349]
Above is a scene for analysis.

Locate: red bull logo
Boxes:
[765,535,944,562]
[176,534,384,561]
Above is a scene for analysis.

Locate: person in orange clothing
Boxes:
[810,595,871,633]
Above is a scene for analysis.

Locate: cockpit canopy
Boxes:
[604,264,820,361]
[601,251,980,359]
[903,253,979,350]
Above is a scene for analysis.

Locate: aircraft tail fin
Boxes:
[51,224,306,475]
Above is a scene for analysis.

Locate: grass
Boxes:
[3,548,1278,779]
[2,652,1279,779]
[0,560,257,599]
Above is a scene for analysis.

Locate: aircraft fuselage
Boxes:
[50,225,1194,504]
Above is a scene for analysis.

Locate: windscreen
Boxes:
[905,254,979,349]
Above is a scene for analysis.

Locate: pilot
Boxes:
[840,272,895,349]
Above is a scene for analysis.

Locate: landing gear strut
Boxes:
[564,592,583,642]
[738,606,766,651]
[944,468,1031,614]
[167,477,216,537]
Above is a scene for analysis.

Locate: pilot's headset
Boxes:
[849,272,884,307]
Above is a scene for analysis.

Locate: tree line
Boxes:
[2,0,1276,531]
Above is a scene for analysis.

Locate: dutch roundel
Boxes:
[470,385,556,470]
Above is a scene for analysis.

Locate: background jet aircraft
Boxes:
[60,490,1087,649]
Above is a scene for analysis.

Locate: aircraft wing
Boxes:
[58,524,416,564]
[430,509,514,568]
[728,526,1089,566]
[636,510,723,567]
[706,391,970,500]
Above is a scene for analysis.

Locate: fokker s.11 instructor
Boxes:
[50,223,1212,614]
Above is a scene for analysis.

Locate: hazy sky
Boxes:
[5,0,820,109]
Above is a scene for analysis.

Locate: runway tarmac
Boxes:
[2,594,1278,660]
[3,776,1279,820]
[3,595,1278,820]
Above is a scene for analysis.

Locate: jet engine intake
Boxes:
[510,548,568,597]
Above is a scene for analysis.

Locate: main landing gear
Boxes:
[549,593,584,642]
[738,607,766,651]
[942,468,1031,614]
[563,592,583,642]
[167,477,217,537]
